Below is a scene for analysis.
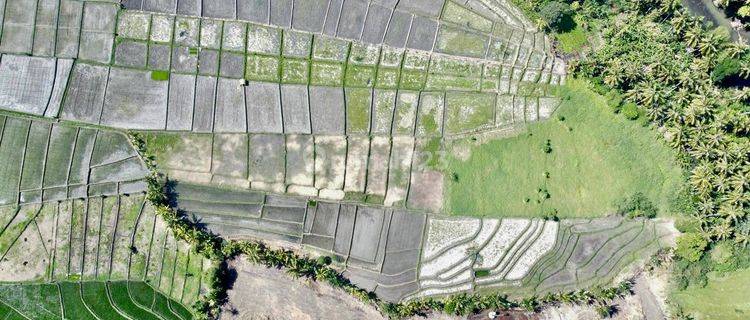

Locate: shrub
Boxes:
[711,57,742,84]
[542,139,552,153]
[674,217,701,233]
[595,304,616,318]
[710,241,734,264]
[539,1,575,32]
[675,233,708,262]
[620,102,640,120]
[605,90,623,112]
[615,192,657,218]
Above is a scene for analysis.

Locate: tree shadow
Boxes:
[557,14,577,33]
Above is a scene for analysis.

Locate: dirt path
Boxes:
[634,274,666,320]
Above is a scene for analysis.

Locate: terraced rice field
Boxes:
[172,183,674,302]
[0,281,190,320]
[0,0,677,314]
[0,117,211,318]
[0,195,212,315]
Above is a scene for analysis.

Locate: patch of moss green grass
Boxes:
[555,17,590,54]
[443,78,686,218]
[151,71,170,81]
[672,267,750,319]
[141,132,184,160]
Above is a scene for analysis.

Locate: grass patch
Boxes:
[672,267,750,319]
[554,20,589,54]
[151,71,170,81]
[443,78,685,218]
[474,269,491,278]
[0,283,62,319]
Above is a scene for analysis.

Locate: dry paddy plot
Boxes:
[144,132,446,210]
[410,216,674,299]
[0,116,148,206]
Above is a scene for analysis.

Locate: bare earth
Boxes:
[221,258,384,320]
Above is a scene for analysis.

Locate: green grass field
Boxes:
[443,79,686,218]
[672,267,750,319]
[0,282,190,320]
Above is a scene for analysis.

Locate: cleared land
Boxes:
[671,267,750,320]
[444,79,686,218]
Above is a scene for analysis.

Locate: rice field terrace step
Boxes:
[37,61,561,134]
[0,195,213,307]
[143,179,672,303]
[117,0,541,53]
[408,216,668,300]
[0,116,149,206]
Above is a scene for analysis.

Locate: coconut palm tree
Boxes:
[711,220,734,240]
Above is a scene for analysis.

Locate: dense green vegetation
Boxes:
[444,79,686,218]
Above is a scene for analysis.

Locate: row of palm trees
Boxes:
[576,0,750,248]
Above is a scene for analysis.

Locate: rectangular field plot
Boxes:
[19,122,51,191]
[444,92,496,134]
[434,25,489,58]
[285,134,314,187]
[102,68,168,130]
[280,84,311,134]
[79,2,117,63]
[392,92,419,135]
[212,134,248,179]
[0,0,36,54]
[365,136,391,199]
[310,86,345,134]
[384,137,414,206]
[167,74,196,130]
[214,78,247,132]
[371,90,396,134]
[349,207,385,262]
[343,136,369,193]
[61,64,108,124]
[314,136,347,191]
[246,82,283,133]
[345,88,372,134]
[0,55,56,115]
[248,134,285,184]
[0,118,29,204]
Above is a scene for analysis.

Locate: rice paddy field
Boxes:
[0,0,690,317]
[0,281,190,320]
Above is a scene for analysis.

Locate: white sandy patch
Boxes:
[505,221,558,280]
[420,219,498,278]
[422,218,481,260]
[477,218,530,269]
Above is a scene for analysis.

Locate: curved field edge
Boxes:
[443,78,687,218]
[0,281,189,320]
